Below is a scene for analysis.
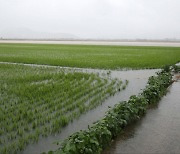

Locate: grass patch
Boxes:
[0,43,179,69]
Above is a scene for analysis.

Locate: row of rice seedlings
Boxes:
[0,64,128,153]
[0,78,122,137]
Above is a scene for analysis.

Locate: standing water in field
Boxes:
[103,74,180,154]
[21,68,158,154]
[1,63,126,154]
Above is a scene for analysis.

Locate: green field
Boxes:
[0,43,179,69]
[0,63,127,153]
[0,43,179,153]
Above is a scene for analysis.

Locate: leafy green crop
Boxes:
[54,67,172,154]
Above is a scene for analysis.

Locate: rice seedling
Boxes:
[0,63,127,153]
[0,43,179,69]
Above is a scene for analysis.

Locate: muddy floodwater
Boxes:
[103,77,180,154]
[18,64,158,154]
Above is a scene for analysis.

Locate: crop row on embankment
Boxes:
[53,66,174,154]
[0,43,180,69]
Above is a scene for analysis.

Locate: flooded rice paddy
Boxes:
[13,62,158,154]
[2,62,179,154]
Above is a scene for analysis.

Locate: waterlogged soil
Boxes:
[20,67,158,154]
[103,75,180,154]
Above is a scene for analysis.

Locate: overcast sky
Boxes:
[0,0,180,39]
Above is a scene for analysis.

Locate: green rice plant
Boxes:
[0,63,127,153]
[0,44,180,69]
